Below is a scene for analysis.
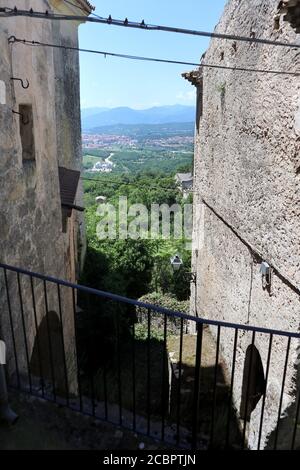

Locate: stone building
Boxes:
[0,0,93,391]
[186,0,300,449]
[175,172,193,195]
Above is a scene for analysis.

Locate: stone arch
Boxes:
[30,311,67,394]
[240,345,266,421]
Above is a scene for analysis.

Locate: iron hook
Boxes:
[11,77,30,89]
[12,110,30,125]
[8,35,17,44]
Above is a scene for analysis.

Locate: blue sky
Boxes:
[79,0,227,109]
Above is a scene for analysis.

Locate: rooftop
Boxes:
[175,172,193,183]
[76,0,95,13]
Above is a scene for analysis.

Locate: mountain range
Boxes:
[81,105,195,130]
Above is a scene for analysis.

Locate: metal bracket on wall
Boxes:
[12,109,29,125]
[10,77,29,89]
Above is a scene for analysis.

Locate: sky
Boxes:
[79,0,227,110]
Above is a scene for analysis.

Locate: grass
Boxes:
[83,154,104,169]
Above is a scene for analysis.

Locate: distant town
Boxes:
[82,133,194,150]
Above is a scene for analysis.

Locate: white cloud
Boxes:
[176,90,196,103]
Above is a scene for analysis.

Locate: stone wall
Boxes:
[191,0,300,448]
[0,0,89,393]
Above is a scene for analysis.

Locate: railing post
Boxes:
[257,334,273,450]
[210,325,221,447]
[274,337,291,450]
[0,342,18,425]
[3,268,20,388]
[241,331,256,449]
[147,308,151,436]
[176,317,184,446]
[30,276,44,397]
[161,312,167,441]
[191,322,203,450]
[43,280,56,401]
[57,284,69,406]
[17,273,32,393]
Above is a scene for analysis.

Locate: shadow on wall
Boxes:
[169,357,242,449]
[266,362,300,450]
[30,311,67,396]
[240,345,266,421]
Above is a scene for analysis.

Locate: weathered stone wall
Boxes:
[51,0,87,279]
[0,0,88,393]
[191,0,300,448]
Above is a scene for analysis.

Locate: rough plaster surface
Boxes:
[0,0,86,393]
[191,0,300,449]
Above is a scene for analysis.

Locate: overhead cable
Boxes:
[2,7,300,49]
[8,36,300,76]
[80,176,183,193]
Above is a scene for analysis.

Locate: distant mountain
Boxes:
[81,107,109,119]
[81,105,195,130]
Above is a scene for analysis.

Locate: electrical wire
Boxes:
[2,7,300,49]
[8,36,300,76]
[80,176,185,193]
[202,198,300,297]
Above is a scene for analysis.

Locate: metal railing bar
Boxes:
[103,357,108,421]
[116,310,122,426]
[225,328,238,449]
[17,272,32,393]
[210,325,221,446]
[147,308,151,436]
[176,317,184,446]
[161,312,167,441]
[1,262,299,338]
[274,336,291,450]
[3,268,20,388]
[241,331,256,449]
[131,322,136,431]
[291,383,300,450]
[57,284,70,406]
[86,293,95,417]
[43,280,56,401]
[257,334,273,450]
[191,323,203,450]
[71,288,83,412]
[30,276,45,397]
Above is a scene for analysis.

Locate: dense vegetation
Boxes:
[77,136,196,429]
[81,170,192,302]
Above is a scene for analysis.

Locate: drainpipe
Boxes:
[0,340,18,425]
